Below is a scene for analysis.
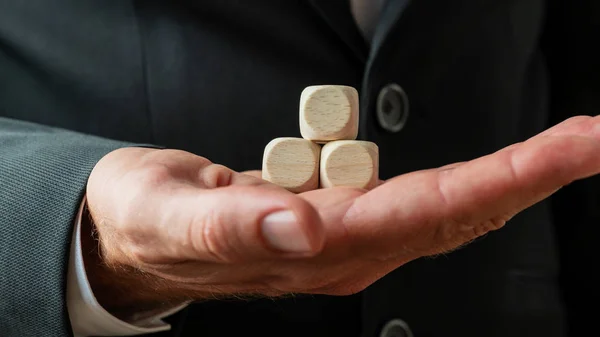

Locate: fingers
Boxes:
[133,179,326,265]
[113,159,325,266]
[176,182,325,263]
[300,187,367,236]
[536,115,594,137]
[342,115,600,258]
[199,165,267,188]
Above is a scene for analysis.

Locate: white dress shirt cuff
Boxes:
[67,197,188,337]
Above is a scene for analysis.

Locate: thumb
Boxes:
[181,184,325,263]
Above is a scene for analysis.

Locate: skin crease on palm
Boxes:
[86,115,600,303]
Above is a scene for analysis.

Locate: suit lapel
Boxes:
[369,0,413,59]
[307,0,369,63]
[307,0,413,65]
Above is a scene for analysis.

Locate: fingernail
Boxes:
[261,210,312,253]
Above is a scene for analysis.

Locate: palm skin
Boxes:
[84,115,600,320]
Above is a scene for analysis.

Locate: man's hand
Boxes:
[84,115,600,321]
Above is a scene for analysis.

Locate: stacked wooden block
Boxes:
[262,85,379,193]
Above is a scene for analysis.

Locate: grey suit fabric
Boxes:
[0,118,131,336]
[0,0,598,336]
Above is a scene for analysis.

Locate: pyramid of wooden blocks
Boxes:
[262,85,378,193]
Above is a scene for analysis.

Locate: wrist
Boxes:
[79,202,185,323]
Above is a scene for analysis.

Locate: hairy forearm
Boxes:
[80,205,186,323]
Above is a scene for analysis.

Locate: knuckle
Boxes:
[201,164,233,188]
[197,209,234,262]
[436,169,453,209]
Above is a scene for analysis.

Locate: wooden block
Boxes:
[320,140,378,190]
[262,137,321,193]
[300,85,359,142]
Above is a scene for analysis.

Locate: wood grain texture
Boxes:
[320,140,378,190]
[299,85,359,142]
[262,137,321,193]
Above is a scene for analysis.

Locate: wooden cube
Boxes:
[262,137,321,193]
[299,85,359,142]
[320,140,379,190]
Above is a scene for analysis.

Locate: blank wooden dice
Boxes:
[262,84,378,192]
[262,137,321,193]
[300,85,359,142]
[320,140,379,190]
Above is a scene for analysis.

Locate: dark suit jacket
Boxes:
[0,1,598,336]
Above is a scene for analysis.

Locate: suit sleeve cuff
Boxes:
[66,197,188,337]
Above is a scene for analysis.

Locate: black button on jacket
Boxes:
[0,1,599,337]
